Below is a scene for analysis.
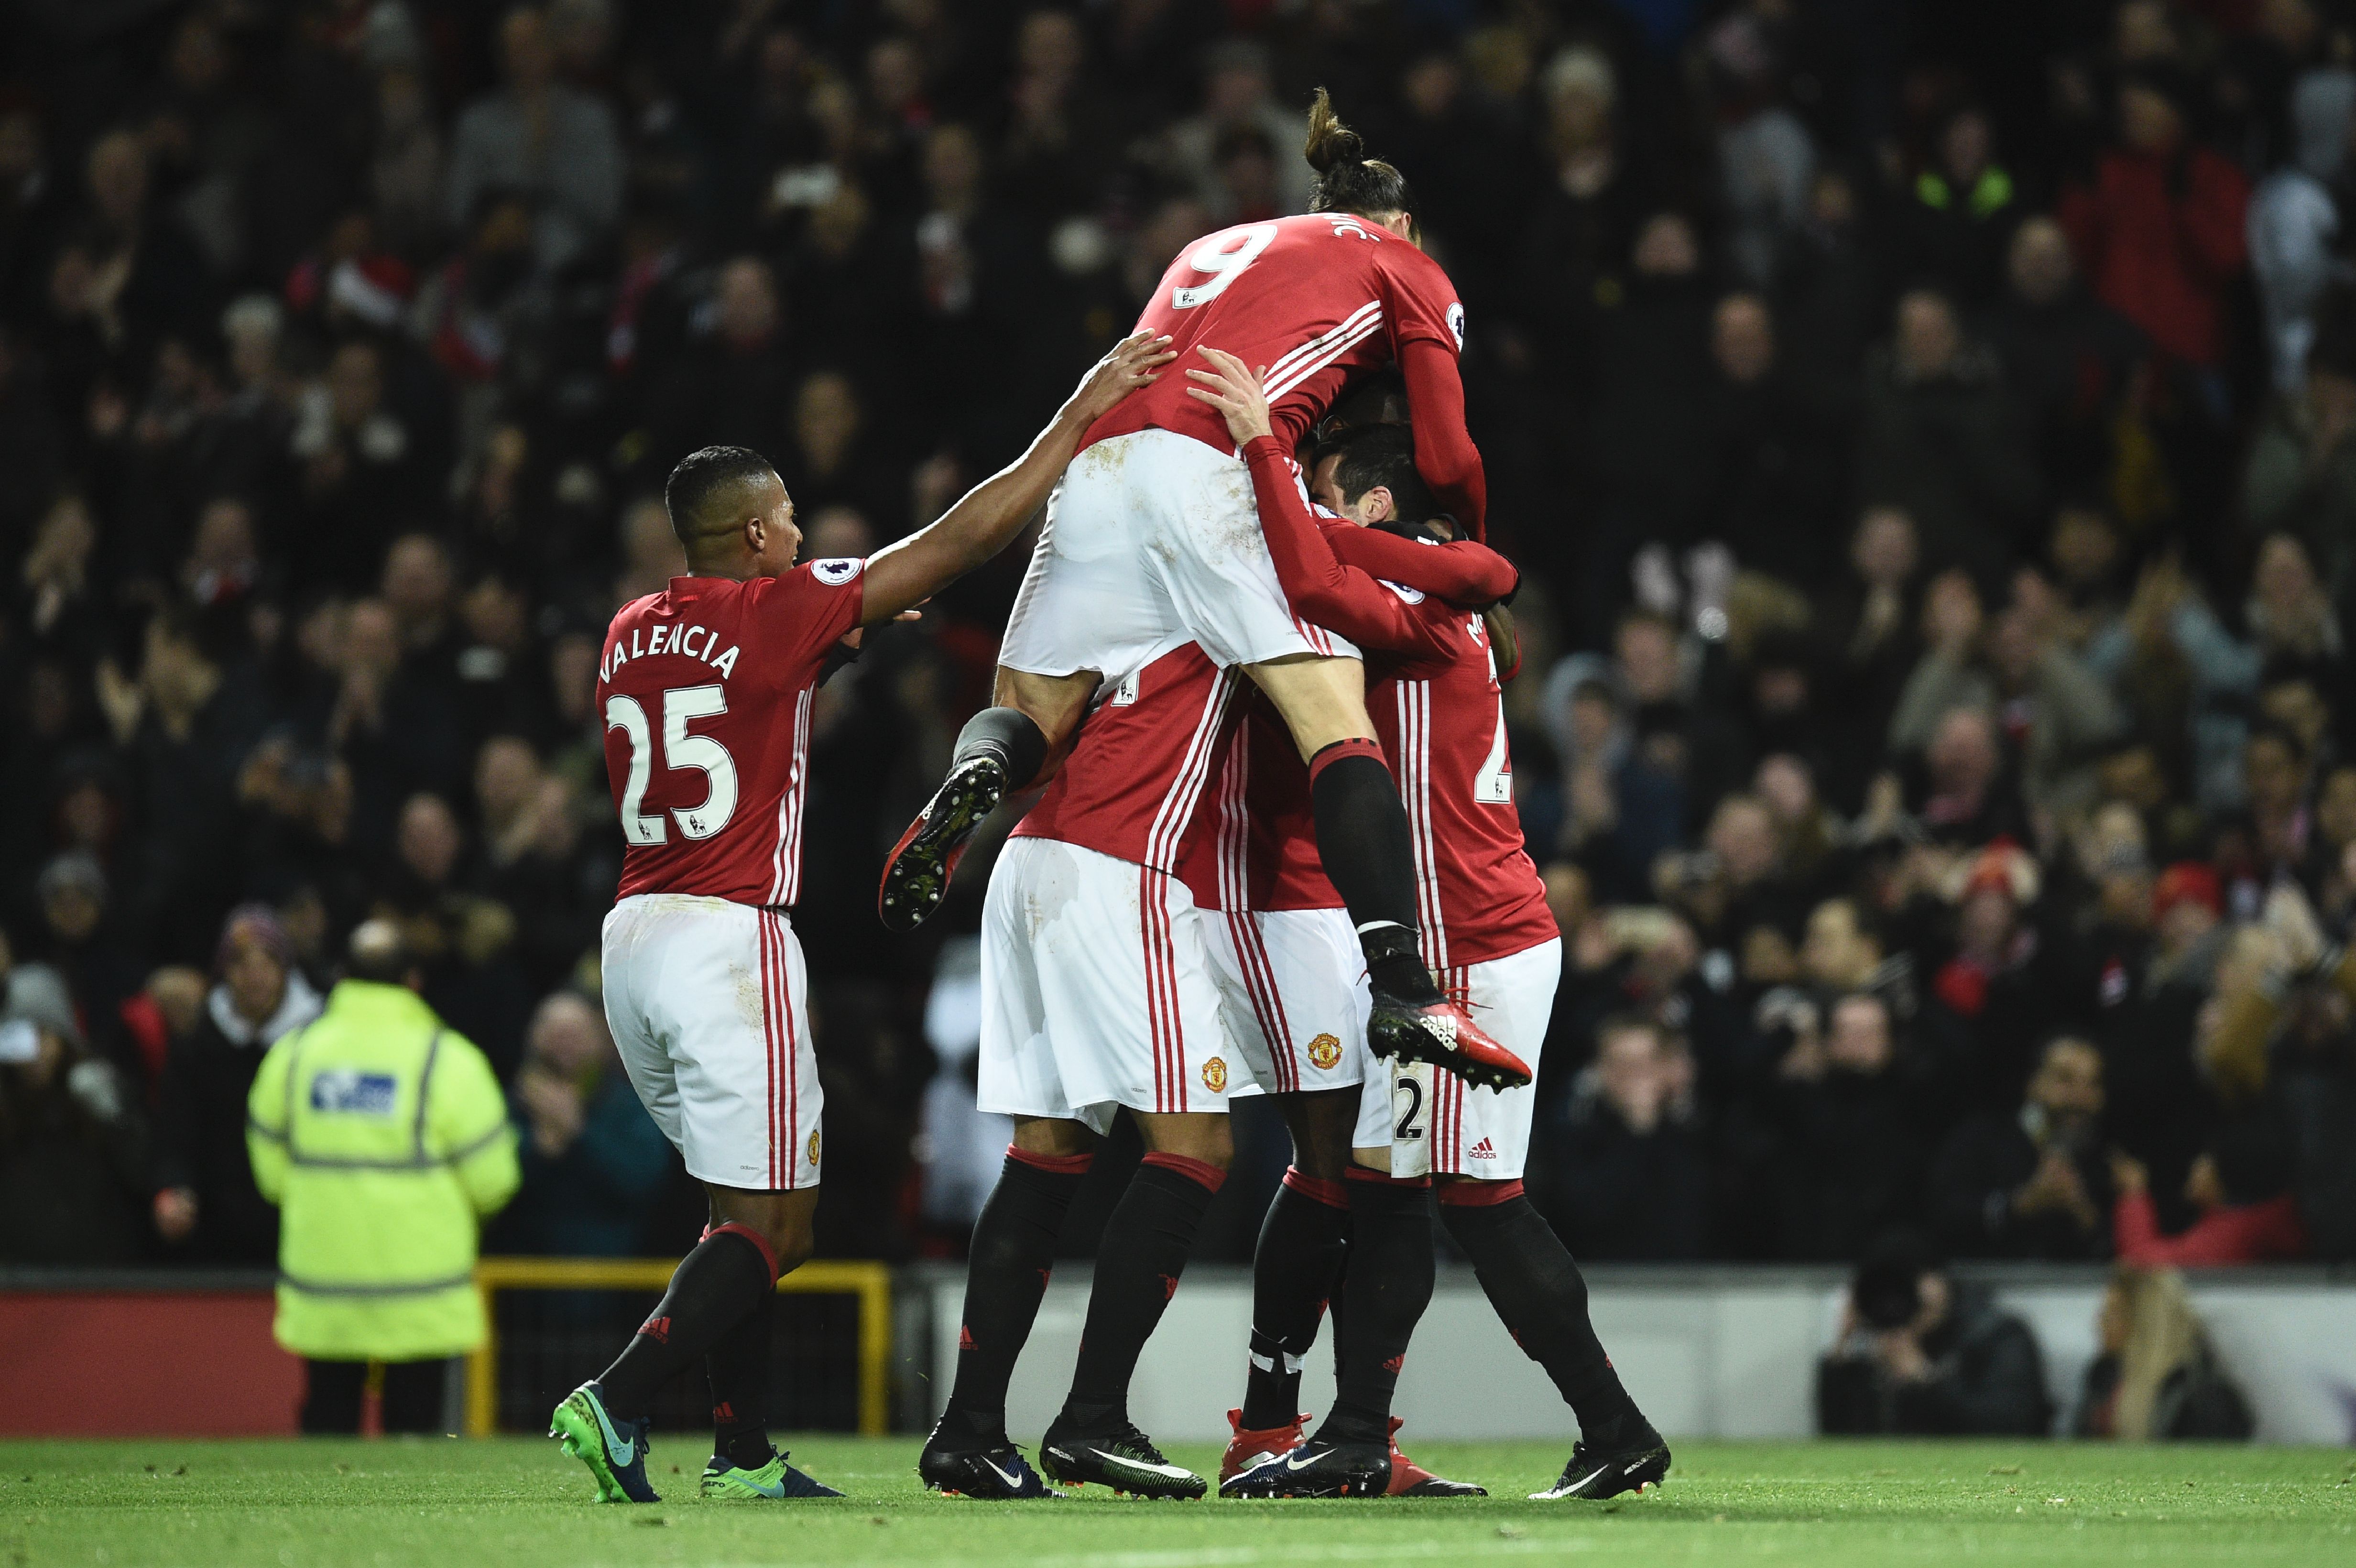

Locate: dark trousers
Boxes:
[299,1357,453,1435]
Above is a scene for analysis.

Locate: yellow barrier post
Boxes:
[466,1257,891,1437]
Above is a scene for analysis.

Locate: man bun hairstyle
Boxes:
[665,444,776,546]
[1303,88,1416,225]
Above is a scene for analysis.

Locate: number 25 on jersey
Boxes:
[606,686,739,843]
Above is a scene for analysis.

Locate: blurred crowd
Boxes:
[2,0,2355,1273]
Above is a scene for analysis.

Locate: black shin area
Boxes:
[1306,743,1435,1002]
[1061,1154,1223,1427]
[1316,1171,1433,1446]
[954,706,1050,790]
[1439,1189,1649,1448]
[707,1295,774,1469]
[1242,1169,1350,1429]
[599,1224,776,1421]
[940,1147,1093,1441]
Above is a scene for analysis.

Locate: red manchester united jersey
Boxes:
[1013,641,1240,875]
[1372,610,1554,969]
[1083,212,1464,458]
[1184,695,1338,915]
[599,564,865,906]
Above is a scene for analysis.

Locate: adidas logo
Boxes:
[959,1325,976,1351]
[1381,1353,1405,1374]
[638,1315,672,1343]
[1159,1273,1179,1302]
[1468,1137,1496,1159]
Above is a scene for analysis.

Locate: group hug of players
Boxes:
[554,93,1666,1506]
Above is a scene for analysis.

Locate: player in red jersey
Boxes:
[914,494,1513,1503]
[1189,352,1670,1502]
[545,332,1174,1506]
[876,92,1521,1096]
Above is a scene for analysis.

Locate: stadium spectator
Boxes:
[0,964,150,1264]
[496,991,669,1257]
[1816,1236,2052,1437]
[1535,1014,1709,1260]
[444,6,623,272]
[1931,1036,2115,1260]
[2073,1267,2254,1439]
[152,905,322,1265]
[2056,67,2251,373]
[2111,1126,2309,1267]
[1853,290,2041,584]
[1766,992,1938,1260]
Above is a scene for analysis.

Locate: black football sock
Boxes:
[599,1223,777,1422]
[954,706,1050,790]
[707,1293,774,1469]
[1307,740,1438,1003]
[940,1146,1094,1442]
[1439,1183,1651,1449]
[1315,1169,1433,1446]
[1061,1153,1224,1428]
[1240,1168,1351,1430]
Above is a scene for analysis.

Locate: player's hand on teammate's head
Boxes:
[1069,330,1178,422]
[1182,346,1274,444]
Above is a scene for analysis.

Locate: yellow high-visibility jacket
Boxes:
[247,981,519,1361]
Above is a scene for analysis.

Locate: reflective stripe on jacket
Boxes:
[247,981,519,1360]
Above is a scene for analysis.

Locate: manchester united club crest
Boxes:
[1307,1032,1342,1071]
[1201,1056,1228,1093]
[807,1129,823,1168]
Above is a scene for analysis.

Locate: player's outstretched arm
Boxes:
[857,331,1175,624]
[1397,337,1487,539]
[1185,347,1444,657]
[1324,521,1517,608]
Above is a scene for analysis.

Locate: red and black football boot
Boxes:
[1381,1418,1485,1497]
[877,754,1007,932]
[1219,1436,1389,1498]
[1366,988,1530,1090]
[1219,1408,1307,1484]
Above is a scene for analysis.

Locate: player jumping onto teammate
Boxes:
[1187,348,1671,1503]
[876,90,1522,1095]
[548,331,1174,1504]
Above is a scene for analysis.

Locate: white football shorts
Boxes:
[1207,904,1368,1097]
[979,836,1239,1133]
[601,893,822,1190]
[1355,937,1561,1181]
[1000,427,1359,682]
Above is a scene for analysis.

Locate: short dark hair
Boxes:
[1318,423,1438,523]
[345,918,413,985]
[1304,88,1415,223]
[664,445,775,547]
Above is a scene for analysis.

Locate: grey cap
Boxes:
[5,963,83,1046]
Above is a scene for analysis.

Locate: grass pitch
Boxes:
[4,1435,2352,1568]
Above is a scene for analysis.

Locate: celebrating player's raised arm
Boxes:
[1186,346,1494,653]
[1394,336,1486,539]
[858,331,1175,624]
